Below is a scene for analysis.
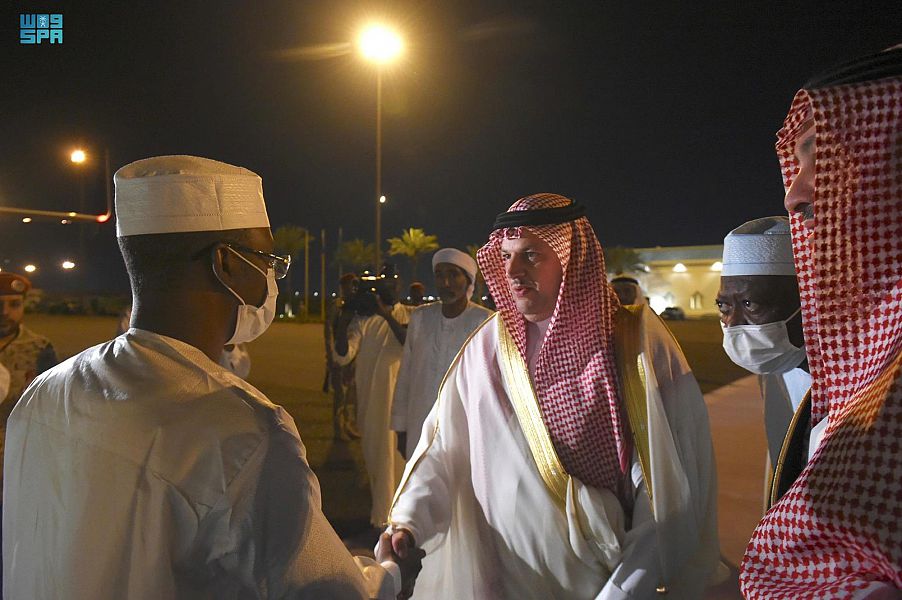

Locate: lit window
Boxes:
[690,291,703,310]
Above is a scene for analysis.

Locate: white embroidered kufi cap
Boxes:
[432,248,478,299]
[114,155,270,237]
[722,216,795,276]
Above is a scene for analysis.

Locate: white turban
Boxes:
[722,216,796,276]
[114,155,270,237]
[432,248,478,300]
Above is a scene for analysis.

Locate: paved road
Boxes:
[29,314,765,590]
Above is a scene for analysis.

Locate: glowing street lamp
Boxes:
[62,260,76,270]
[70,149,87,164]
[24,264,37,273]
[358,23,403,270]
[358,25,403,63]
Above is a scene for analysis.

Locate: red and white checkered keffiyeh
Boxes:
[477,193,628,494]
[740,67,902,597]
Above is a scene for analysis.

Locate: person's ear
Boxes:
[212,245,239,287]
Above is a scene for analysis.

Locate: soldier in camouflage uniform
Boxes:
[0,273,58,476]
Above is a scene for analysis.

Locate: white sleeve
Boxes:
[391,314,419,432]
[332,317,362,367]
[201,411,400,599]
[353,557,401,600]
[595,461,661,599]
[388,360,466,550]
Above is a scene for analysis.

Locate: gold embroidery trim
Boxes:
[387,312,497,523]
[613,305,653,505]
[768,387,812,508]
[496,317,569,509]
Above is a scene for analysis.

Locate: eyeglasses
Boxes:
[224,243,291,280]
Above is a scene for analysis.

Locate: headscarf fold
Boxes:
[477,193,627,493]
[740,51,902,598]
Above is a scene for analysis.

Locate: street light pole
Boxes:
[375,69,382,271]
[358,23,401,271]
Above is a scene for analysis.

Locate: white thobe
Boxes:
[389,307,720,599]
[333,303,413,525]
[391,302,493,458]
[759,368,812,464]
[3,328,398,600]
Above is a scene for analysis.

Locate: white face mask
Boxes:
[215,248,278,345]
[721,307,806,375]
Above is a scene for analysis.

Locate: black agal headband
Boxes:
[491,200,586,230]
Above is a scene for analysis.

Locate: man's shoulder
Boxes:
[464,303,494,321]
[8,324,53,350]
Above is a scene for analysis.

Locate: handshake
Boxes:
[375,528,425,600]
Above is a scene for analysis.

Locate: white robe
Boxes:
[391,302,493,457]
[3,328,398,599]
[333,303,413,525]
[759,368,812,464]
[388,307,720,599]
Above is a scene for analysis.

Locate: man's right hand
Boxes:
[376,529,424,600]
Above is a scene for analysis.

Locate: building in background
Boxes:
[630,245,724,318]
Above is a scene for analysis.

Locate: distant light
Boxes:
[379,195,387,204]
[643,265,651,273]
[68,211,77,217]
[359,25,403,64]
[70,149,86,164]
[294,291,300,296]
[427,295,435,301]
[313,292,319,297]
[62,260,76,270]
[481,296,487,301]
[24,264,37,273]
[96,213,111,223]
[61,219,71,225]
[21,217,32,223]
[673,263,687,273]
[331,293,337,298]
[710,261,723,272]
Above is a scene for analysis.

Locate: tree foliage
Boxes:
[604,246,644,275]
[387,228,439,280]
[335,238,377,271]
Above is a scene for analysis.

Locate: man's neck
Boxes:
[131,292,229,362]
[441,296,468,319]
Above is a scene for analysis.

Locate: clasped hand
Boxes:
[375,529,424,600]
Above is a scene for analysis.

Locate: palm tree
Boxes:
[604,246,644,275]
[387,228,439,281]
[273,225,309,316]
[335,239,377,272]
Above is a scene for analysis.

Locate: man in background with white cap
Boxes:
[716,216,811,507]
[3,156,417,599]
[609,274,646,306]
[391,248,493,459]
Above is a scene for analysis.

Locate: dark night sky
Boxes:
[1,1,900,294]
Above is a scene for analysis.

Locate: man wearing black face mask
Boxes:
[716,216,810,507]
[3,156,419,599]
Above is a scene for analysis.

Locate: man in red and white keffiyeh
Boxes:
[740,47,902,599]
[383,194,720,599]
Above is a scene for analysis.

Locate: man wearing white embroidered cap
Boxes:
[2,155,420,599]
[715,216,811,507]
[391,248,493,459]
